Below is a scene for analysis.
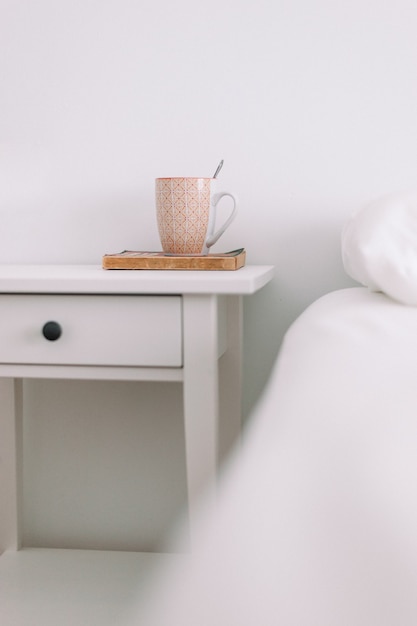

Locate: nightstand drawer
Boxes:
[0,295,182,367]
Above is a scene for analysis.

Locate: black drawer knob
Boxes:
[42,321,62,341]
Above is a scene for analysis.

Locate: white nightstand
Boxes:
[0,264,273,624]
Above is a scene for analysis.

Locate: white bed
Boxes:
[136,285,417,625]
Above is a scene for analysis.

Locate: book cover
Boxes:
[102,248,246,271]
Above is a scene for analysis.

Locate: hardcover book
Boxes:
[102,248,246,271]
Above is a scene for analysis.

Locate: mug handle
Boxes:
[205,192,239,248]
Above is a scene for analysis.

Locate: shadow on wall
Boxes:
[0,140,160,264]
[242,216,359,422]
[242,280,282,422]
[0,189,161,265]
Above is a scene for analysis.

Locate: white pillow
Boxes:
[342,191,417,305]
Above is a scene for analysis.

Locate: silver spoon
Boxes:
[213,159,224,178]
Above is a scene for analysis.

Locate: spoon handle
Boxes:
[213,159,224,179]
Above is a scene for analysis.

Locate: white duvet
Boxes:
[136,287,417,625]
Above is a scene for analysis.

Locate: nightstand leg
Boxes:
[183,294,219,545]
[0,379,23,552]
[218,295,243,464]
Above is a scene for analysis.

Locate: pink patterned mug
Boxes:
[155,177,238,255]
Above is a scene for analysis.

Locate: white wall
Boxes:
[2,0,417,549]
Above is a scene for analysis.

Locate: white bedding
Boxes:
[342,190,417,305]
[136,287,417,625]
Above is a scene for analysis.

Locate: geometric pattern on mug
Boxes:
[156,178,211,254]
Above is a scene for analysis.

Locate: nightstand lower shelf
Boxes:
[0,548,184,625]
